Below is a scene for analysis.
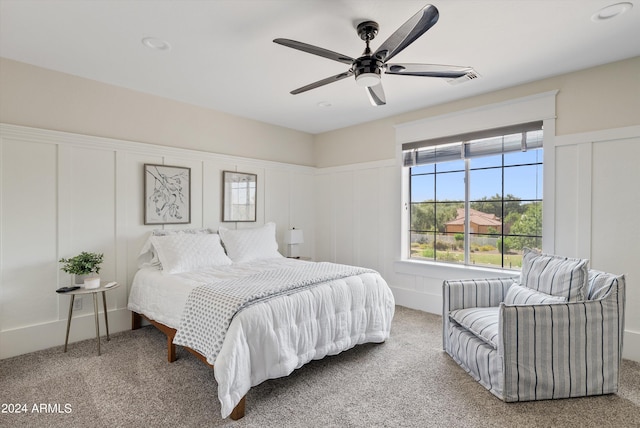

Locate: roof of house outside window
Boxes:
[445,208,502,227]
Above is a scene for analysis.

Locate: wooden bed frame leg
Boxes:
[229,396,246,420]
[132,311,178,363]
[132,312,142,330]
[167,335,177,363]
[130,311,246,418]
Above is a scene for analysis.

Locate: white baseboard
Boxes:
[3,303,638,364]
[0,308,131,359]
[624,329,640,362]
[391,286,442,315]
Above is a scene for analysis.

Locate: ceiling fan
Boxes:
[274,4,475,106]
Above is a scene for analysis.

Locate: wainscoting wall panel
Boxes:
[1,122,638,362]
[57,145,117,323]
[0,124,315,359]
[314,160,397,275]
[314,125,640,362]
[1,139,58,330]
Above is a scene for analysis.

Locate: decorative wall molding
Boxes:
[554,124,640,146]
[2,121,639,362]
[0,123,315,359]
[394,90,559,145]
[315,122,639,362]
[0,123,316,174]
[314,158,395,175]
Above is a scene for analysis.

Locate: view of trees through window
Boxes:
[409,146,543,270]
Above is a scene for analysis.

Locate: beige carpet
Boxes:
[1,306,639,427]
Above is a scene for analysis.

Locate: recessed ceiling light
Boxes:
[317,101,332,108]
[141,37,171,51]
[591,2,633,21]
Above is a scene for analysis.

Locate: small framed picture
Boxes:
[222,171,257,222]
[144,164,191,225]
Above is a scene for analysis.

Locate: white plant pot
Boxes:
[84,277,101,289]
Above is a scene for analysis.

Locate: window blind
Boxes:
[402,121,543,167]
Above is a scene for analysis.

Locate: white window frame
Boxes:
[395,91,558,265]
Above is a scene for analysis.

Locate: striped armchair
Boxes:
[443,260,625,402]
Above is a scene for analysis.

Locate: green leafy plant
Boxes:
[59,252,104,276]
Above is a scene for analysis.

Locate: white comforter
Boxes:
[127,258,395,418]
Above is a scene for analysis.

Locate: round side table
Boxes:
[61,282,120,355]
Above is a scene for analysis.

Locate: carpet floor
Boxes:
[1,306,639,427]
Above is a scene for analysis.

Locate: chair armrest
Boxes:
[499,288,625,401]
[443,277,517,313]
[442,276,517,351]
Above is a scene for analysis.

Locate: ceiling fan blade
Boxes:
[366,83,386,106]
[374,5,439,63]
[385,63,474,78]
[274,38,354,65]
[290,70,354,95]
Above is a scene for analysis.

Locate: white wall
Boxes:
[314,122,640,362]
[0,124,315,359]
[314,159,399,273]
[5,119,636,362]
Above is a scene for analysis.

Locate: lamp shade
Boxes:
[284,229,304,245]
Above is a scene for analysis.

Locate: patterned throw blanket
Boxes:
[172,262,374,364]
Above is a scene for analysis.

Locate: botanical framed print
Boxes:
[222,171,257,222]
[144,164,191,225]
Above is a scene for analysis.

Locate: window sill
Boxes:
[394,259,518,278]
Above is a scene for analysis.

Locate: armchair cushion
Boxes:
[520,248,588,301]
[503,284,568,305]
[449,307,500,349]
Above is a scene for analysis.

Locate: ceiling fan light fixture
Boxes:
[354,56,383,87]
[356,72,381,87]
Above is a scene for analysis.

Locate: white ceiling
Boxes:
[1,0,639,134]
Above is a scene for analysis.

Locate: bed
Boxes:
[127,223,395,420]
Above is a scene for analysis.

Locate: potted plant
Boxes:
[59,252,104,289]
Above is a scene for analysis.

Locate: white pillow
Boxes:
[138,228,213,268]
[504,284,567,305]
[218,222,283,263]
[150,233,231,274]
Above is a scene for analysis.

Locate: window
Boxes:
[404,123,543,270]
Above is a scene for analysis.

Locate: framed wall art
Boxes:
[222,170,257,222]
[144,164,191,225]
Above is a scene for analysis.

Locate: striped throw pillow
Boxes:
[503,284,567,305]
[586,270,624,300]
[520,248,588,302]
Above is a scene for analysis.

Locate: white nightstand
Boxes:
[59,281,120,355]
